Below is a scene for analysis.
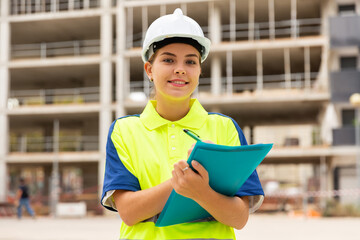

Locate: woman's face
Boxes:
[145,43,201,102]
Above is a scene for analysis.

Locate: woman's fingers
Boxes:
[191,160,209,181]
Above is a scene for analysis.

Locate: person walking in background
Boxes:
[101,8,264,239]
[16,178,35,219]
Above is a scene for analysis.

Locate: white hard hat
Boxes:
[141,8,211,63]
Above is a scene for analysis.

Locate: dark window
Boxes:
[338,4,356,15]
[342,109,355,126]
[340,56,357,70]
[338,3,356,15]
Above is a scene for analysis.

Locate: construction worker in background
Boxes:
[16,177,35,219]
[101,8,264,239]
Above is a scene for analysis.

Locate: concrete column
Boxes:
[248,0,255,41]
[211,55,222,96]
[180,3,187,15]
[84,0,90,9]
[268,0,275,40]
[317,0,330,91]
[0,0,10,202]
[320,156,327,210]
[226,51,233,95]
[116,0,126,118]
[141,7,148,44]
[160,5,166,16]
[99,0,113,197]
[126,7,133,49]
[284,48,291,89]
[229,0,236,41]
[208,2,222,96]
[256,49,263,91]
[291,0,297,38]
[304,46,311,90]
[209,2,221,44]
[35,0,41,12]
[51,0,57,12]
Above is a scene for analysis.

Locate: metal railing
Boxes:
[128,72,318,98]
[126,18,320,49]
[10,0,100,15]
[226,72,318,93]
[222,18,322,41]
[11,39,101,59]
[11,19,320,58]
[8,87,100,107]
[10,135,99,152]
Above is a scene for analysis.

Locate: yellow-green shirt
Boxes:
[101,99,264,240]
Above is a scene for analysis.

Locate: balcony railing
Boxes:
[127,18,321,49]
[11,39,101,59]
[222,18,322,41]
[10,135,99,152]
[330,70,360,103]
[330,15,360,47]
[332,126,355,146]
[223,72,318,93]
[8,87,100,107]
[128,72,318,98]
[254,125,323,148]
[10,0,100,15]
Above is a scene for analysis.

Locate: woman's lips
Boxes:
[168,79,189,87]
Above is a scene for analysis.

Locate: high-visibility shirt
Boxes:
[101,99,264,240]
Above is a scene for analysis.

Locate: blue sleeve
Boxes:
[229,118,265,197]
[100,119,141,212]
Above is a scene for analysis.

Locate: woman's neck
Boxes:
[155,97,191,122]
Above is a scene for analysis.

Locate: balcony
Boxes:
[329,15,360,47]
[330,70,360,103]
[10,134,99,153]
[332,126,355,146]
[128,18,322,49]
[10,0,101,15]
[11,39,102,60]
[8,87,100,107]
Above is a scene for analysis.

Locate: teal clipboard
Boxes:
[155,141,273,227]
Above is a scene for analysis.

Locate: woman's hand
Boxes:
[171,160,211,200]
[171,140,215,200]
[171,140,250,229]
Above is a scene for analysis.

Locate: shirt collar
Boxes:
[140,99,208,130]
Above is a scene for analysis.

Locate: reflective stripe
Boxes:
[119,239,232,240]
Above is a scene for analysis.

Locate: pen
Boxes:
[183,129,202,142]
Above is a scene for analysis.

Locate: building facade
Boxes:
[329,0,360,204]
[0,0,358,215]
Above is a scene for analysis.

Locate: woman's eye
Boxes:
[163,58,174,63]
[186,60,197,65]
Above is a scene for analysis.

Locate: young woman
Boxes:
[101,9,264,240]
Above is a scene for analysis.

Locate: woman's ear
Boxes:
[144,62,153,80]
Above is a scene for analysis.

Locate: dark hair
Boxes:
[148,37,203,64]
[152,37,203,55]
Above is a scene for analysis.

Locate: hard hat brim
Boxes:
[142,33,211,63]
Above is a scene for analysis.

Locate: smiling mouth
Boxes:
[168,80,189,85]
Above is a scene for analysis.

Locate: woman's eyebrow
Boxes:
[160,52,176,57]
[159,52,199,58]
[185,54,199,58]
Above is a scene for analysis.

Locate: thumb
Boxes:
[192,160,208,180]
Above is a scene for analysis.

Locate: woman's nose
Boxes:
[175,69,186,75]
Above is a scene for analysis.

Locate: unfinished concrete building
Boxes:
[0,0,359,215]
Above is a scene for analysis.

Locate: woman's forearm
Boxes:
[113,180,173,226]
[195,189,249,230]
